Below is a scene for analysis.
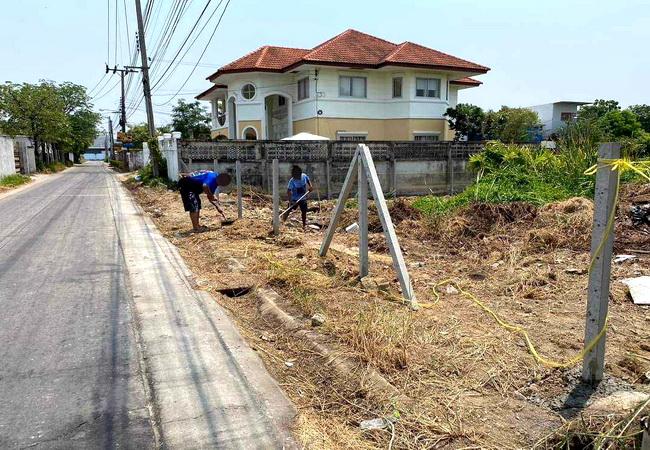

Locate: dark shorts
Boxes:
[179,177,203,212]
[286,199,307,215]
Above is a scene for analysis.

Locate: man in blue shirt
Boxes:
[178,170,231,231]
[281,165,313,228]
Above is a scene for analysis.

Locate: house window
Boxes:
[241,83,256,100]
[392,77,402,98]
[560,112,576,122]
[216,98,226,126]
[297,77,310,101]
[278,96,286,106]
[413,133,440,142]
[336,132,367,141]
[243,127,257,140]
[415,78,441,98]
[339,76,367,98]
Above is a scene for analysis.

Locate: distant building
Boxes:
[527,101,590,138]
[84,134,109,161]
[197,29,489,141]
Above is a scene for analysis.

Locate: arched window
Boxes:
[243,127,257,140]
[216,97,226,126]
[241,83,256,100]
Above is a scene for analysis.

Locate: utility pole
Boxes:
[105,64,137,133]
[108,117,115,160]
[134,0,158,176]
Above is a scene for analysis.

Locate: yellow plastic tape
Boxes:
[416,158,650,368]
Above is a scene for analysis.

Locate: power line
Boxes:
[157,0,230,105]
[150,0,214,90]
[114,0,119,64]
[122,0,132,57]
[152,0,224,93]
[91,78,121,101]
[107,0,111,64]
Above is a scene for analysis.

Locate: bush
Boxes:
[0,173,31,188]
[413,141,598,217]
[42,162,67,173]
[109,159,125,171]
[137,159,172,188]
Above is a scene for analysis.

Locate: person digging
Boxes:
[178,170,232,232]
[281,165,313,229]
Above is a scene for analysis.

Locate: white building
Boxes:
[197,29,489,141]
[528,101,590,138]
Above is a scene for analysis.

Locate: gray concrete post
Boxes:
[447,146,455,195]
[272,159,279,235]
[582,142,620,384]
[236,160,243,219]
[358,157,369,278]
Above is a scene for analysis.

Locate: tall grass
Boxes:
[414,140,598,216]
[0,173,31,188]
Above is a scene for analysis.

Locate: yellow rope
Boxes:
[415,158,650,369]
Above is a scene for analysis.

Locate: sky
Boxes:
[1,0,649,134]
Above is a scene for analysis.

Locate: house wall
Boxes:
[293,117,448,140]
[237,120,262,139]
[205,67,472,140]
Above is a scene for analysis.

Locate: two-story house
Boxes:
[196,29,489,141]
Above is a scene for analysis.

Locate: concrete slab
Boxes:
[106,174,297,449]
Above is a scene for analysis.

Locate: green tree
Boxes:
[69,109,101,161]
[494,107,540,143]
[171,99,211,139]
[126,123,151,149]
[627,104,650,133]
[578,99,620,122]
[598,110,642,138]
[444,103,485,141]
[0,81,68,164]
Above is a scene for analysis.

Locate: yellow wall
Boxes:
[292,118,449,140]
[237,120,262,140]
[211,127,228,139]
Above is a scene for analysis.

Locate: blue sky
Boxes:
[1,0,649,132]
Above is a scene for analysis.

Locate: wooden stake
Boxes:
[236,160,243,219]
[272,158,279,236]
[582,142,620,384]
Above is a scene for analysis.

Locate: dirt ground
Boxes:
[124,177,650,449]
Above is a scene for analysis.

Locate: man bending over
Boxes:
[178,170,231,231]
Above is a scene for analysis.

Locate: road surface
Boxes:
[0,163,295,449]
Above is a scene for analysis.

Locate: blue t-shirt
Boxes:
[287,174,310,201]
[189,170,218,194]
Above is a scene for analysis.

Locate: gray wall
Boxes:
[0,136,16,178]
[180,140,482,199]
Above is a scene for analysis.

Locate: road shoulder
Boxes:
[107,171,297,449]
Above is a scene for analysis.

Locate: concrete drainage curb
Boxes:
[257,287,411,405]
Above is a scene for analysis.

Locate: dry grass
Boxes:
[125,179,650,449]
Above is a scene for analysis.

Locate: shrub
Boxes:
[413,141,598,217]
[0,173,31,188]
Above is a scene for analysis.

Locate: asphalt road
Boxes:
[0,163,155,448]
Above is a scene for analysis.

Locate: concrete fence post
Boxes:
[236,160,243,219]
[447,144,455,195]
[358,154,369,277]
[142,142,150,166]
[272,159,279,235]
[582,142,620,384]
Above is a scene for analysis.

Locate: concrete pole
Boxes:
[358,157,369,278]
[236,160,243,219]
[272,159,279,235]
[582,142,620,384]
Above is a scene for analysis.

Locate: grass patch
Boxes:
[136,161,174,188]
[414,141,598,217]
[41,162,67,173]
[0,173,31,188]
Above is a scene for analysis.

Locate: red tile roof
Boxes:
[208,29,489,81]
[450,77,482,86]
